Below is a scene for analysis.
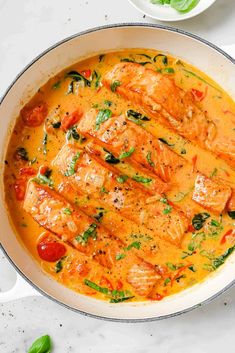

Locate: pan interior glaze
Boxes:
[0,24,235,321]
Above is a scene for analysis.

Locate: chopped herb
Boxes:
[120,58,151,66]
[66,70,91,87]
[132,175,152,184]
[110,296,134,303]
[99,54,105,62]
[166,262,184,271]
[116,253,126,261]
[15,147,29,161]
[228,211,235,219]
[29,157,37,165]
[175,274,186,283]
[92,103,99,109]
[125,241,141,251]
[158,138,174,146]
[93,209,105,222]
[52,81,61,89]
[192,212,210,231]
[52,121,61,129]
[146,151,155,167]
[84,279,109,294]
[116,175,128,183]
[181,148,187,154]
[126,109,150,122]
[104,100,112,107]
[164,278,171,286]
[64,152,80,176]
[119,147,135,159]
[95,109,112,130]
[207,219,223,238]
[210,168,218,177]
[33,171,53,187]
[110,80,121,92]
[188,265,196,272]
[92,70,101,88]
[55,257,66,273]
[27,335,52,353]
[162,67,175,74]
[163,205,172,215]
[42,133,48,155]
[63,208,72,215]
[100,186,109,194]
[67,125,80,140]
[104,150,120,164]
[76,223,97,245]
[204,245,235,271]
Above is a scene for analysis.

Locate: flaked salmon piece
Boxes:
[53,144,189,246]
[103,62,235,168]
[227,189,235,212]
[77,109,185,182]
[127,261,160,296]
[192,174,231,214]
[24,181,122,268]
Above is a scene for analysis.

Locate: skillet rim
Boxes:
[0,22,235,323]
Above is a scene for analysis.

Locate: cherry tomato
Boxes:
[191,89,204,101]
[37,241,66,262]
[13,178,26,201]
[100,276,113,290]
[61,110,82,131]
[19,167,36,176]
[39,165,49,176]
[150,293,164,301]
[220,229,235,244]
[21,102,48,127]
[116,280,123,290]
[81,69,92,79]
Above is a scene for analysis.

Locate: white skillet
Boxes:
[0,24,234,322]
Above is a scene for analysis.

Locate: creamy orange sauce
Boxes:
[4,49,235,303]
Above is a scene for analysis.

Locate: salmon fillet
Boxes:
[24,181,122,268]
[103,62,235,168]
[127,261,160,296]
[24,181,161,296]
[77,109,185,182]
[53,144,189,246]
[192,174,231,214]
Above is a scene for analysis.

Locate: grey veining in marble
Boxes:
[1,0,235,352]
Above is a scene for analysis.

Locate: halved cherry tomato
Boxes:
[191,87,207,102]
[220,229,235,244]
[81,69,92,79]
[100,276,113,290]
[19,167,36,176]
[37,241,66,262]
[150,293,164,301]
[116,280,123,290]
[20,102,48,127]
[13,178,26,201]
[61,110,83,131]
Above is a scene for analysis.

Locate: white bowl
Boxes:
[128,0,217,21]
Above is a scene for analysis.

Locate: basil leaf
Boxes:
[99,54,105,62]
[110,80,121,92]
[76,223,97,245]
[84,279,109,294]
[170,0,199,13]
[192,213,210,231]
[64,152,80,176]
[110,296,134,303]
[67,126,80,140]
[125,241,141,251]
[32,172,53,187]
[15,147,29,161]
[228,211,235,219]
[95,109,112,130]
[211,245,235,269]
[52,121,61,129]
[132,175,152,184]
[92,70,101,88]
[146,151,155,167]
[55,260,63,273]
[162,67,175,74]
[27,334,52,353]
[120,58,151,66]
[116,253,126,261]
[63,208,72,215]
[158,138,174,146]
[52,81,61,89]
[153,54,168,65]
[119,147,135,159]
[116,175,128,183]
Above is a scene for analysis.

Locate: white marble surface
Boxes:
[0,0,235,352]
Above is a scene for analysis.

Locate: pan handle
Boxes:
[0,273,41,303]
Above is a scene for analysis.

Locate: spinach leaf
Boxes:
[116,253,126,261]
[33,170,53,188]
[52,121,61,129]
[211,245,235,269]
[162,67,175,74]
[95,109,112,130]
[125,241,141,251]
[15,147,29,161]
[93,208,105,222]
[192,212,210,231]
[64,152,80,176]
[119,147,135,159]
[121,58,151,66]
[110,80,121,92]
[104,150,120,164]
[146,151,155,167]
[67,125,80,140]
[158,138,174,146]
[228,211,235,219]
[92,70,101,88]
[126,109,150,121]
[76,223,97,245]
[153,54,168,65]
[171,0,199,13]
[27,334,52,353]
[116,175,128,183]
[99,54,105,62]
[66,70,91,87]
[63,208,72,215]
[182,68,221,92]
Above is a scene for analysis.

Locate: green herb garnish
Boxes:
[126,109,150,122]
[95,109,112,130]
[104,150,120,164]
[116,175,128,183]
[158,138,174,146]
[124,241,141,251]
[228,211,235,219]
[146,151,155,167]
[67,126,80,140]
[64,152,80,176]
[66,70,91,87]
[110,80,121,92]
[52,81,61,89]
[27,334,52,353]
[76,223,97,245]
[15,147,29,161]
[119,147,135,159]
[132,175,152,184]
[42,133,48,155]
[116,253,126,261]
[192,212,210,231]
[63,208,72,215]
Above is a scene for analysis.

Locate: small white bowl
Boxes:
[128,0,217,21]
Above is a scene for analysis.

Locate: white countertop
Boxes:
[0,0,235,352]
